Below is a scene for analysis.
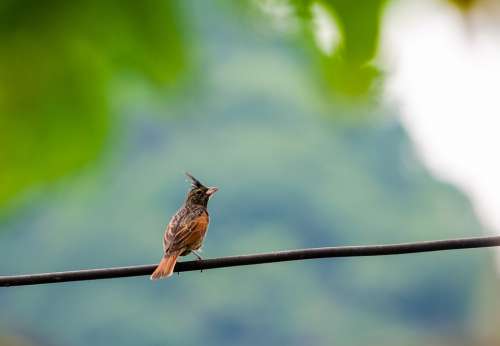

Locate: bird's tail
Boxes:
[150,254,179,280]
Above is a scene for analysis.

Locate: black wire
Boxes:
[1,235,499,287]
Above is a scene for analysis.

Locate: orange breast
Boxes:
[185,213,209,250]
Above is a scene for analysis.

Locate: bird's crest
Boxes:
[185,172,206,189]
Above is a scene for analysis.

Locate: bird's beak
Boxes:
[205,187,218,196]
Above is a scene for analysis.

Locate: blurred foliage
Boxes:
[0,0,482,209]
[0,0,389,211]
[448,0,477,11]
[291,0,386,97]
[0,0,185,208]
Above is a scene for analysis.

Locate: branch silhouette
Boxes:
[1,235,499,287]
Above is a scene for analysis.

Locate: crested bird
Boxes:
[150,173,218,280]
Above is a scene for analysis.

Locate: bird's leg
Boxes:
[192,250,204,261]
[192,250,204,273]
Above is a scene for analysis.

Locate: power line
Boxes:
[1,235,499,287]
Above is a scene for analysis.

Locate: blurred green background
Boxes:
[1,0,499,345]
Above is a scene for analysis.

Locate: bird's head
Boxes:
[185,172,218,207]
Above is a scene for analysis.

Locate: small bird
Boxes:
[150,173,218,280]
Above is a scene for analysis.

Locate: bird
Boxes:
[150,173,218,280]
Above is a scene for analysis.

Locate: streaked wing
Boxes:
[163,207,188,252]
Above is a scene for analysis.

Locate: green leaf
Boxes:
[0,0,186,207]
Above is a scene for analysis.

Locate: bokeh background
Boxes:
[1,0,500,345]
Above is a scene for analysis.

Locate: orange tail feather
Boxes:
[150,254,179,280]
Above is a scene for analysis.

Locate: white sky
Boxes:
[312,0,500,259]
[381,0,500,235]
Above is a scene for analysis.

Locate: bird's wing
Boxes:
[164,207,209,255]
[163,209,185,253]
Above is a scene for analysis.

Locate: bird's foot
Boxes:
[192,250,204,272]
